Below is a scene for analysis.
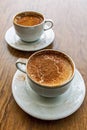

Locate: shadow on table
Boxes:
[7,41,54,59]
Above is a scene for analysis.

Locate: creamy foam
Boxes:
[27,51,74,87]
[14,13,43,26]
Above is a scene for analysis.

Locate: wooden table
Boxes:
[0,0,87,129]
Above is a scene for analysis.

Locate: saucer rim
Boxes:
[5,26,55,52]
[12,69,86,120]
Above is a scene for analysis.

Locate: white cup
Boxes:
[13,11,53,42]
[16,49,75,97]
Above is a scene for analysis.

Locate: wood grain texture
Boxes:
[0,0,87,130]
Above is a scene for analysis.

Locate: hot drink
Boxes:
[14,12,44,26]
[13,11,53,42]
[27,50,74,87]
[16,49,75,97]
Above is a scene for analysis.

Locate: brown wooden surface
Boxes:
[0,0,87,130]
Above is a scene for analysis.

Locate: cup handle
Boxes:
[16,58,27,73]
[44,19,53,31]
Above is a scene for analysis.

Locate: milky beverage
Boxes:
[27,51,74,87]
[14,12,44,26]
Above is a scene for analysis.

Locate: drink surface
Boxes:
[14,14,43,26]
[27,51,73,87]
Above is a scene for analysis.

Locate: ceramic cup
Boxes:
[16,49,75,97]
[13,11,53,42]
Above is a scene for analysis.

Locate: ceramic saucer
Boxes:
[5,26,55,51]
[12,69,85,120]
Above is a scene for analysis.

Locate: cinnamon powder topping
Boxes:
[27,51,73,87]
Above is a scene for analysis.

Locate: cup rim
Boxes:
[13,11,45,27]
[26,49,75,89]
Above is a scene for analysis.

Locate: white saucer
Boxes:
[5,26,55,51]
[12,69,85,120]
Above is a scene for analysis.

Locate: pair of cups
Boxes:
[14,11,75,97]
[13,11,53,42]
